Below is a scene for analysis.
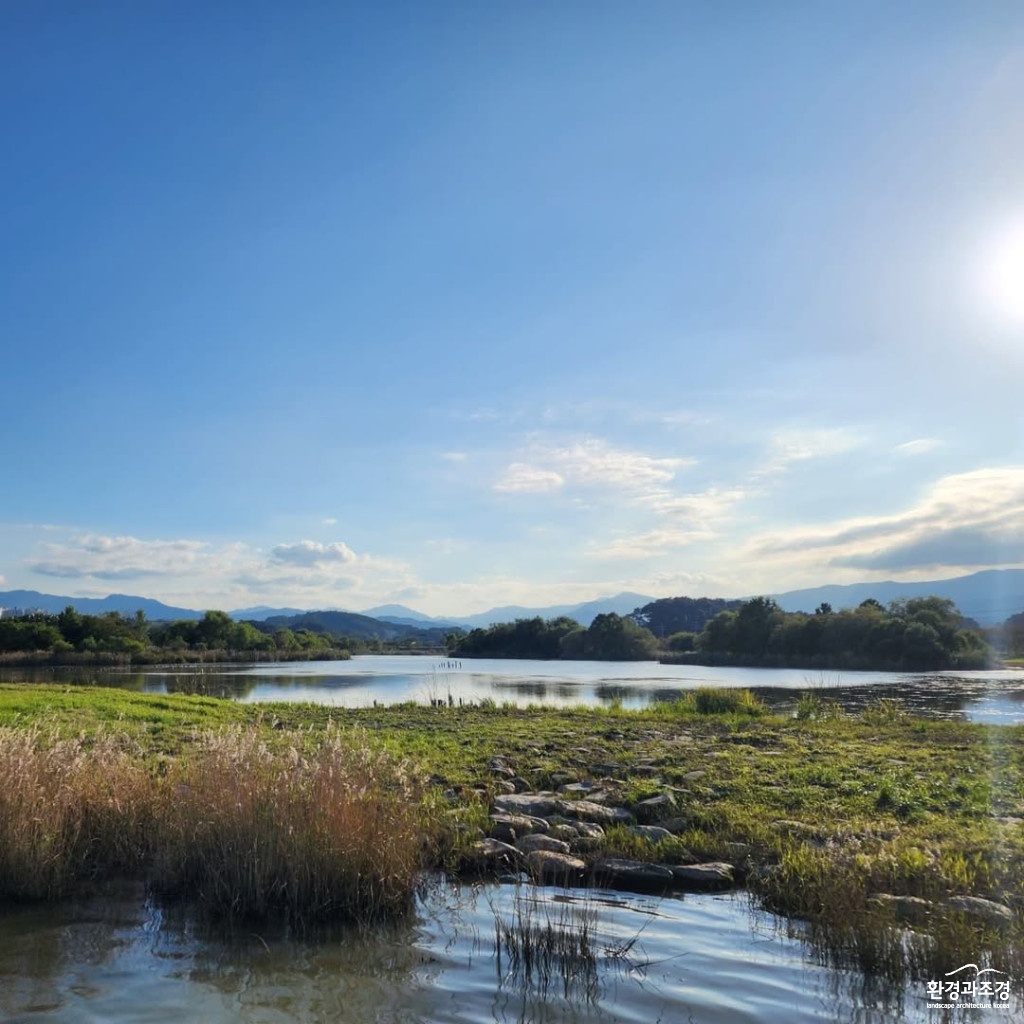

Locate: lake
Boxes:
[6,655,1024,723]
[3,656,1022,1021]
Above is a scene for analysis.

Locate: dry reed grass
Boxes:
[0,723,438,923]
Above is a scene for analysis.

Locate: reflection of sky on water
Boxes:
[4,657,1024,723]
[0,879,962,1024]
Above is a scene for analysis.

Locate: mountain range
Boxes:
[1,569,1023,630]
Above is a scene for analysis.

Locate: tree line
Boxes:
[448,595,994,670]
[0,607,346,662]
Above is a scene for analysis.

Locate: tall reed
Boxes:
[0,726,153,899]
[0,723,439,924]
[151,724,439,924]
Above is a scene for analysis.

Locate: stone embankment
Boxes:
[460,757,739,896]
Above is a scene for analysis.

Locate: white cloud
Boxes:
[322,517,339,526]
[494,463,566,493]
[494,437,692,495]
[270,540,357,567]
[440,451,468,462]
[893,438,942,456]
[745,465,1024,576]
[29,534,209,581]
[755,427,863,477]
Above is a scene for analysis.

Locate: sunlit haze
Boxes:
[3,2,1024,616]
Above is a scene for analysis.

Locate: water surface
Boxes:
[0,880,974,1024]
[5,656,1024,723]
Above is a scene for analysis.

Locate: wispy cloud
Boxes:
[755,427,863,478]
[494,437,693,495]
[893,438,942,456]
[493,463,566,493]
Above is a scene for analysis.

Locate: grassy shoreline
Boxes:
[0,683,1021,986]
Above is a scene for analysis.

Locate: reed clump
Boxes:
[0,723,440,924]
[0,726,154,899]
[152,724,439,924]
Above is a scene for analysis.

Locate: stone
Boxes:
[466,838,521,871]
[591,858,675,894]
[868,894,934,927]
[557,799,633,825]
[524,850,586,884]
[629,825,673,843]
[683,770,707,782]
[493,793,561,818]
[547,823,580,843]
[635,792,676,820]
[559,781,599,796]
[670,862,735,890]
[573,822,605,840]
[516,834,572,855]
[488,756,515,777]
[488,813,549,843]
[945,896,1014,924]
[591,762,622,777]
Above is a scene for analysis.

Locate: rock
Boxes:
[488,756,515,777]
[659,816,690,834]
[725,842,751,858]
[547,823,580,843]
[492,780,517,794]
[493,793,561,818]
[466,838,521,871]
[559,781,599,796]
[488,813,549,843]
[945,896,1014,924]
[573,822,605,840]
[591,762,622,777]
[670,862,735,890]
[868,894,934,926]
[683,770,707,782]
[629,825,673,843]
[516,834,572,855]
[511,776,532,793]
[557,799,633,825]
[524,850,586,884]
[635,792,677,820]
[591,858,675,894]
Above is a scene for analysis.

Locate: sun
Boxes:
[978,216,1024,327]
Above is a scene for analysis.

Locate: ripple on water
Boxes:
[0,881,1016,1023]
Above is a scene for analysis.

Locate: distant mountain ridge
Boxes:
[2,571,1022,630]
[771,569,1024,626]
[0,590,203,620]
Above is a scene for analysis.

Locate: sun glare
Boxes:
[978,216,1024,328]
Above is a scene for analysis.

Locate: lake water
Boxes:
[7,655,1024,723]
[0,879,981,1024]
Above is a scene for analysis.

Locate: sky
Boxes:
[2,1,1024,616]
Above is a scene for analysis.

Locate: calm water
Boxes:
[5,656,1024,723]
[0,879,986,1024]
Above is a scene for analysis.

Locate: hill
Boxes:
[772,569,1024,626]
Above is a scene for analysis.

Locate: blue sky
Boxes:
[3,1,1024,615]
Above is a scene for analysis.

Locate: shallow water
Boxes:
[5,656,1024,723]
[3,880,994,1024]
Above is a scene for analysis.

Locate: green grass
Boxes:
[0,683,1022,986]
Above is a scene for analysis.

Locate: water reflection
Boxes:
[0,881,968,1024]
[3,657,1024,723]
